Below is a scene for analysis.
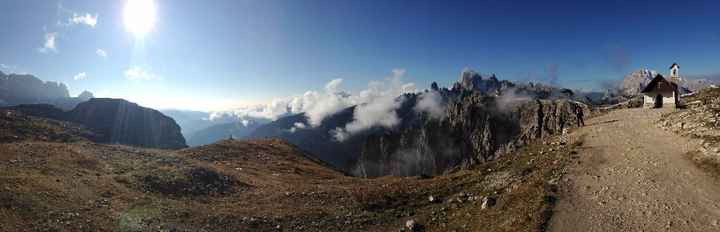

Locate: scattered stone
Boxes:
[405,219,419,231]
[481,196,496,209]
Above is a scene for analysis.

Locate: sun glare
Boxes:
[123,0,157,38]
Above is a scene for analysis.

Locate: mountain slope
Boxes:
[0,109,92,143]
[67,98,187,149]
[0,112,581,232]
[4,98,187,149]
[250,71,586,177]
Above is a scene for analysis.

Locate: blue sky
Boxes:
[1,0,719,110]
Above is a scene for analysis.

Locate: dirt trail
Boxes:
[550,108,720,231]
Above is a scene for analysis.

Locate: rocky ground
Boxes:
[550,108,720,231]
[0,109,582,232]
[0,109,92,143]
[660,87,720,177]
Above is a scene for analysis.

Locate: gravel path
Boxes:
[549,108,720,231]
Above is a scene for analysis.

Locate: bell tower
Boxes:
[669,63,680,83]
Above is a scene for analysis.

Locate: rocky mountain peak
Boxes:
[68,98,187,149]
[4,98,187,149]
[0,73,70,103]
[621,69,659,96]
[452,70,504,94]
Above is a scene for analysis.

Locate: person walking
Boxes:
[575,105,585,127]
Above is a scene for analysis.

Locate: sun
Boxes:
[123,0,157,38]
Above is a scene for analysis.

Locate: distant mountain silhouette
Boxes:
[161,110,218,138]
[0,72,94,110]
[5,98,187,149]
[249,70,587,177]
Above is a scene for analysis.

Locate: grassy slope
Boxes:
[0,110,580,232]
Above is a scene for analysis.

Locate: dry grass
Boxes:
[0,112,582,231]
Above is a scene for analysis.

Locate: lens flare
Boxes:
[123,0,157,38]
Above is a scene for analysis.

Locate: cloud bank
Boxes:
[331,69,416,141]
[212,69,420,140]
[414,90,446,120]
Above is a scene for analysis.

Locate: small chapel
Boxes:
[641,63,680,108]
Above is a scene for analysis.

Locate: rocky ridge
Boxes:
[4,98,187,149]
[0,72,93,110]
[251,70,587,177]
[353,89,584,177]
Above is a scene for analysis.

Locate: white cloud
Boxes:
[289,122,307,133]
[209,69,418,140]
[69,13,98,28]
[96,49,107,58]
[39,32,58,53]
[414,91,446,119]
[331,69,416,141]
[125,67,160,80]
[73,72,87,80]
[294,122,307,129]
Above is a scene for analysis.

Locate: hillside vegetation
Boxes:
[0,109,580,232]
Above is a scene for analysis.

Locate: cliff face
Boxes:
[3,99,187,149]
[250,70,586,177]
[67,98,187,149]
[352,93,582,177]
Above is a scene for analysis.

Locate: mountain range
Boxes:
[0,71,94,110]
[4,98,186,149]
[3,68,717,177]
[249,70,586,177]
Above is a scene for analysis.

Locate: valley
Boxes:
[1,108,579,231]
[3,68,720,231]
[3,1,719,231]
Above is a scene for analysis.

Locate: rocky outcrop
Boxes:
[67,98,187,149]
[352,93,583,177]
[451,70,514,94]
[4,99,187,149]
[660,87,720,144]
[250,70,586,177]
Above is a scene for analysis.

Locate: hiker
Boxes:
[575,105,585,127]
